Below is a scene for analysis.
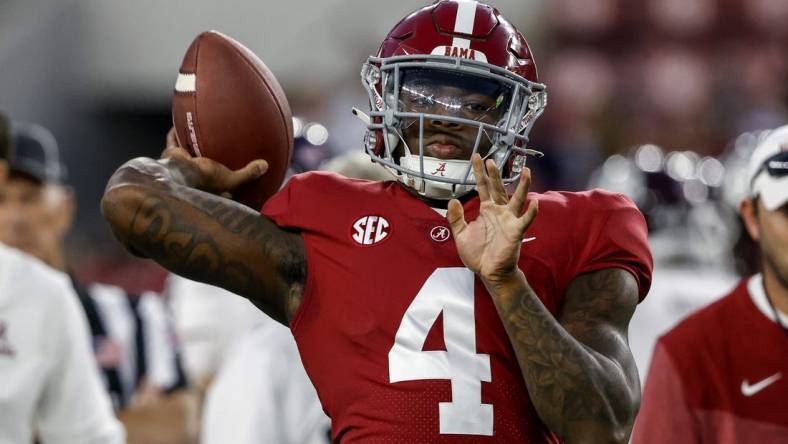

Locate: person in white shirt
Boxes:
[0,112,124,444]
[166,276,330,444]
[0,120,195,444]
[166,275,265,390]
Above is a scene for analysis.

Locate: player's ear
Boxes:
[740,197,760,242]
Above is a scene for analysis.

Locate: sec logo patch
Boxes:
[351,216,391,246]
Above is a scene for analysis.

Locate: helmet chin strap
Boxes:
[399,155,475,199]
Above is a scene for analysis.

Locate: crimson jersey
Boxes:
[634,275,788,443]
[262,172,652,443]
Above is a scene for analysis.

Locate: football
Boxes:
[172,30,293,210]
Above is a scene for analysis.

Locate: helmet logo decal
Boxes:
[430,45,488,62]
[351,215,391,246]
[431,162,448,177]
[430,225,452,242]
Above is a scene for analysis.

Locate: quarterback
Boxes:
[102,1,652,442]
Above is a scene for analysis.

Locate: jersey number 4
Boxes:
[388,267,493,436]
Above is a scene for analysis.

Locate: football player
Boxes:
[101,2,652,442]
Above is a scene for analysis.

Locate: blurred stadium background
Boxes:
[0,0,786,292]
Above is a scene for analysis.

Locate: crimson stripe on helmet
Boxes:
[451,0,478,49]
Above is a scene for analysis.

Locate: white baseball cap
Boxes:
[748,124,788,211]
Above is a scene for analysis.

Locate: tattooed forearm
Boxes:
[491,268,639,443]
[102,162,306,324]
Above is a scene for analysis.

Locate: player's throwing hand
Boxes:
[160,127,268,196]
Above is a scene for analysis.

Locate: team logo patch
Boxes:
[0,321,15,357]
[430,225,452,242]
[351,215,391,246]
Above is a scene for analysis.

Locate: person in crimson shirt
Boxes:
[633,125,788,443]
[100,1,652,442]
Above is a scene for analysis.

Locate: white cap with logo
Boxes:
[748,124,788,211]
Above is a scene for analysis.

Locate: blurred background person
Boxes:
[167,275,329,444]
[0,120,197,444]
[0,111,125,444]
[633,124,788,442]
[165,275,264,398]
[194,291,330,444]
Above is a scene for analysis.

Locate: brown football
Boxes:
[172,30,293,210]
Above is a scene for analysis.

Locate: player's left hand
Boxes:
[447,154,538,286]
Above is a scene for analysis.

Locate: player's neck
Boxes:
[762,264,788,317]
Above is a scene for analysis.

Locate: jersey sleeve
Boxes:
[577,193,653,299]
[36,277,125,444]
[261,171,353,232]
[631,340,700,443]
[261,173,307,229]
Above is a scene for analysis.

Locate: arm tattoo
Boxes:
[105,166,305,324]
[498,268,639,442]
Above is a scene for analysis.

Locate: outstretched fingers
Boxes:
[471,154,491,202]
[509,168,532,216]
[446,198,468,236]
[485,159,509,205]
[517,197,539,232]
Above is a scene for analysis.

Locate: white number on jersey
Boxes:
[388,267,493,436]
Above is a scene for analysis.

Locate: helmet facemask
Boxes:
[359,55,546,200]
